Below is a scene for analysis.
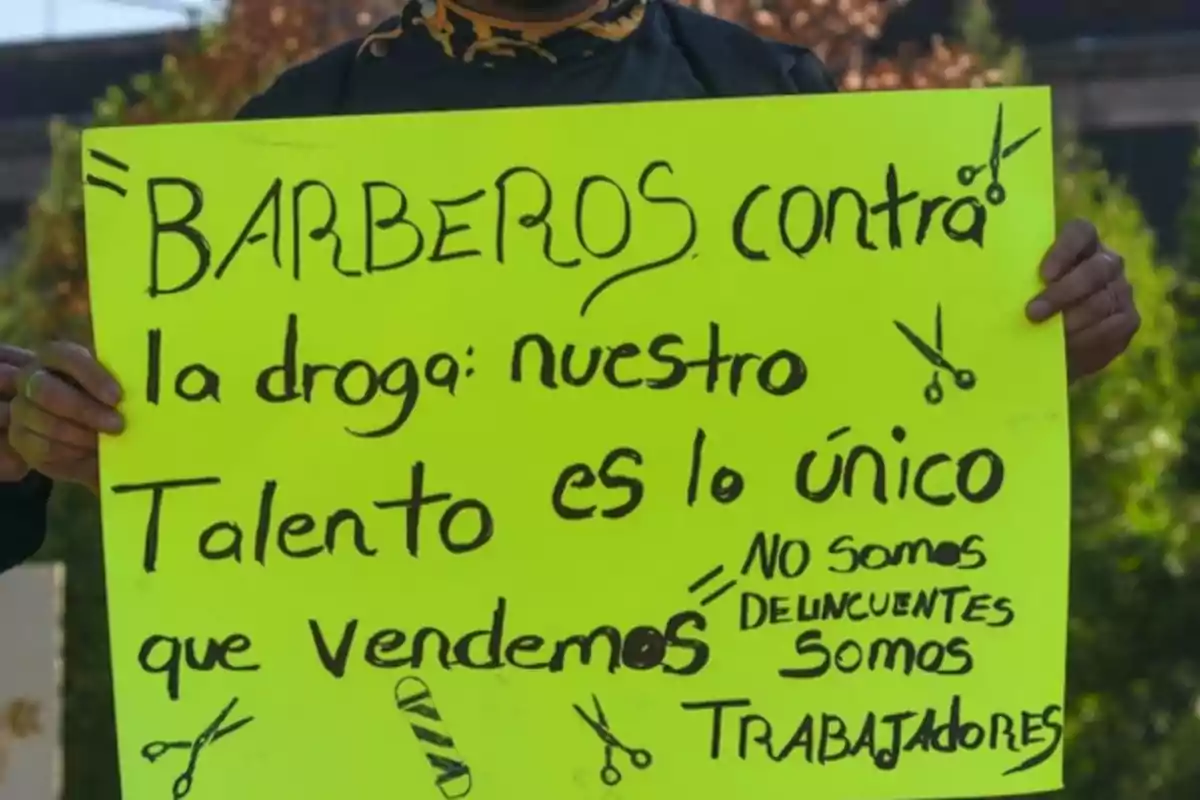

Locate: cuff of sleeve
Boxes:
[0,472,53,573]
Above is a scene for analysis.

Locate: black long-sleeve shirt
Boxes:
[0,472,52,573]
[0,0,834,575]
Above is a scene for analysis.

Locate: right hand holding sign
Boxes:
[0,345,34,482]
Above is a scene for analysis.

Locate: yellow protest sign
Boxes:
[83,88,1068,800]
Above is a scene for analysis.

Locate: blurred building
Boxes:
[1,0,1199,260]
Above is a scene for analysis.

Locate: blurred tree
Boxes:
[956,0,1024,82]
[679,0,1000,89]
[1054,147,1199,800]
[1176,155,1200,505]
[0,1,1194,799]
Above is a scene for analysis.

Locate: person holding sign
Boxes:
[0,0,1139,575]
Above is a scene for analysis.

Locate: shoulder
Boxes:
[661,3,837,94]
[234,36,366,120]
[768,40,838,94]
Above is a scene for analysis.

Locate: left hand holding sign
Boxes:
[1025,218,1141,383]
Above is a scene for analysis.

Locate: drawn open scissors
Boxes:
[141,697,254,799]
[573,694,652,786]
[956,103,1043,206]
[893,303,976,405]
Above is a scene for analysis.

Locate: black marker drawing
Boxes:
[573,694,652,787]
[140,696,254,799]
[894,303,977,406]
[956,102,1043,206]
[394,676,473,799]
[84,148,131,198]
[687,564,737,607]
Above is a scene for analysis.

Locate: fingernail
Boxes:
[1026,300,1051,321]
[102,411,125,433]
[101,384,122,406]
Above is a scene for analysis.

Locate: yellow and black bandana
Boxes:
[358,0,649,65]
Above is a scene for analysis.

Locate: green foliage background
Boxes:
[2,1,1199,798]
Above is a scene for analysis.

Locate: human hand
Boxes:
[9,342,125,494]
[1025,218,1140,383]
[0,345,34,482]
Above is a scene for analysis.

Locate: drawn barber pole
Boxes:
[393,677,473,799]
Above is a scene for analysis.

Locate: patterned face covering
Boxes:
[358,0,649,65]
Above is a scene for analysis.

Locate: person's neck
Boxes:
[452,0,603,22]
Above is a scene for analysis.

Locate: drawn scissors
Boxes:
[141,697,254,799]
[956,103,1043,206]
[893,303,976,405]
[573,694,652,786]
